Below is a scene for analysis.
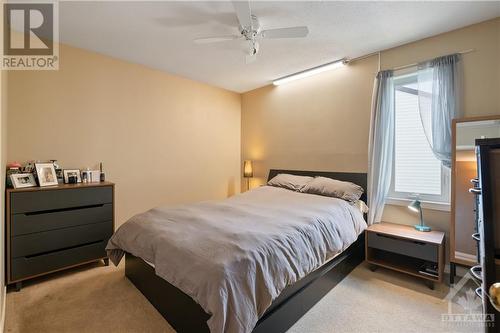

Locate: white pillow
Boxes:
[300,176,364,202]
[267,173,314,191]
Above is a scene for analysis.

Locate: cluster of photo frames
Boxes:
[10,163,87,189]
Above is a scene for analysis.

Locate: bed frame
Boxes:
[125,169,367,333]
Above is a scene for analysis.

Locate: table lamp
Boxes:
[243,160,253,190]
[408,199,431,232]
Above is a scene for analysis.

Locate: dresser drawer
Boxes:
[11,221,112,258]
[11,203,113,236]
[10,186,112,214]
[367,232,438,262]
[11,240,107,281]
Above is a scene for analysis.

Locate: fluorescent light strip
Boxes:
[273,58,348,86]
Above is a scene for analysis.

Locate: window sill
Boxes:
[385,197,451,212]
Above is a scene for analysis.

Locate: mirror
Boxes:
[457,119,500,162]
[451,116,500,269]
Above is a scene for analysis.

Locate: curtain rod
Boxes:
[391,48,475,71]
[347,48,475,71]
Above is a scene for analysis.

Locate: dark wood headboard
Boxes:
[267,169,368,203]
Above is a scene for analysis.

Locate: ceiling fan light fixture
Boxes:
[193,1,310,63]
[273,58,348,86]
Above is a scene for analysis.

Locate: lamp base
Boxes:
[415,224,431,232]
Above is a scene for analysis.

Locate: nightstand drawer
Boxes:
[367,232,438,262]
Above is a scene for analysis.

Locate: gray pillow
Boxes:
[300,176,364,202]
[267,173,314,191]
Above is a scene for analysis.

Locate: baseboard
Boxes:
[0,286,6,333]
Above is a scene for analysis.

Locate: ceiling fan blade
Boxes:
[193,35,241,44]
[262,26,309,39]
[232,0,252,29]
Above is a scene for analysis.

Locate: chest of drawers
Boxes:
[6,182,114,290]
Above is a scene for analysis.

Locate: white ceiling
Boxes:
[58,1,500,93]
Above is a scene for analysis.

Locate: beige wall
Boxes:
[7,44,241,226]
[242,18,500,239]
[242,56,377,186]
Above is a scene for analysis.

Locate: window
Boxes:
[388,72,450,208]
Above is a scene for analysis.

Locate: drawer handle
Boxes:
[374,233,425,245]
[470,265,482,282]
[476,287,483,300]
[472,233,481,242]
[469,188,482,195]
[24,204,105,216]
[24,240,104,259]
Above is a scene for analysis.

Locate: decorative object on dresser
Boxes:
[6,182,115,291]
[450,115,500,284]
[473,137,500,330]
[6,162,22,188]
[366,222,445,289]
[10,173,36,189]
[34,162,58,187]
[100,162,106,182]
[63,169,81,183]
[21,161,35,174]
[81,169,101,183]
[50,160,64,183]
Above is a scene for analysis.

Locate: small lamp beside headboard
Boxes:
[243,160,253,190]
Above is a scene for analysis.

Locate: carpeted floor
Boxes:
[5,261,481,333]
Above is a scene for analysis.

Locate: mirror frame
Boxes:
[451,115,500,266]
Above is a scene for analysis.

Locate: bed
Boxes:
[107,169,368,333]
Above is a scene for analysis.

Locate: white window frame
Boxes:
[387,72,451,212]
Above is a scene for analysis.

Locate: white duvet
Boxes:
[106,185,367,333]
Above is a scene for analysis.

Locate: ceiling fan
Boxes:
[193,0,309,63]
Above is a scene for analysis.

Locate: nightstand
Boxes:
[365,222,445,289]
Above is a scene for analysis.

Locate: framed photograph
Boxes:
[55,168,64,183]
[63,169,81,184]
[35,163,58,187]
[10,173,36,189]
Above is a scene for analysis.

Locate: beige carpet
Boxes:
[5,261,481,333]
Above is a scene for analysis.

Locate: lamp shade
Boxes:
[408,199,421,212]
[243,160,253,178]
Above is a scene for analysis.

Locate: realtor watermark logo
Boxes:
[442,272,495,328]
[2,1,59,70]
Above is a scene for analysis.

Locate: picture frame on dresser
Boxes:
[10,173,36,189]
[63,169,82,183]
[35,163,58,187]
[5,182,115,291]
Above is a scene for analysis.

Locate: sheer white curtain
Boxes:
[417,54,463,168]
[368,70,395,225]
